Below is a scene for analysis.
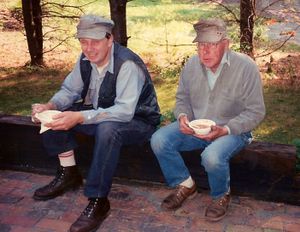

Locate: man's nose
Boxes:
[85,43,93,51]
[202,46,210,54]
[82,41,95,51]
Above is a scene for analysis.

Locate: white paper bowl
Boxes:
[188,119,216,135]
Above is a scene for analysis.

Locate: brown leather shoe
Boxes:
[161,182,197,210]
[33,166,82,201]
[205,193,231,222]
[69,197,110,232]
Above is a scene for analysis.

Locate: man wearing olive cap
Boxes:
[151,18,265,221]
[31,14,160,232]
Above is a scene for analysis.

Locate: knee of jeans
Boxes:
[201,152,221,172]
[95,123,119,141]
[150,130,169,155]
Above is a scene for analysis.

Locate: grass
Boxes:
[0,67,66,115]
[255,83,300,144]
[0,0,299,145]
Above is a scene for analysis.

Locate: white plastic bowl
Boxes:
[188,119,216,135]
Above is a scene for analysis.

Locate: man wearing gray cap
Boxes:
[151,18,265,221]
[31,14,160,232]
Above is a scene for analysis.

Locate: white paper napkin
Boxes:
[35,110,61,134]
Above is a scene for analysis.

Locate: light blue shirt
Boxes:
[206,51,231,133]
[50,44,145,124]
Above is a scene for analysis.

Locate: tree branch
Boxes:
[255,27,298,58]
[43,0,98,9]
[43,35,74,54]
[257,0,284,16]
[209,0,240,23]
[43,11,80,19]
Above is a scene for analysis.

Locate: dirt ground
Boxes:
[0,29,78,69]
[0,7,79,70]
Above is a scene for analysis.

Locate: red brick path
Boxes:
[0,170,299,232]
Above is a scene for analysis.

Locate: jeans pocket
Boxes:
[241,131,253,145]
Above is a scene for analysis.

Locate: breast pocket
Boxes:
[218,90,244,118]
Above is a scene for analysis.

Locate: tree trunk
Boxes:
[22,0,43,66]
[240,0,255,58]
[109,0,128,47]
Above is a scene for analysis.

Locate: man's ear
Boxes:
[108,34,114,47]
[224,39,230,49]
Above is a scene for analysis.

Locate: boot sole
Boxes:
[90,211,110,232]
[204,210,228,222]
[69,210,110,232]
[161,190,198,211]
[204,198,231,222]
[33,181,82,201]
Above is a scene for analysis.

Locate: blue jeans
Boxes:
[150,121,252,199]
[43,120,156,198]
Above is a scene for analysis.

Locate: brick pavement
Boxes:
[0,169,299,232]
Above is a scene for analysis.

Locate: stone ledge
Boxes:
[0,114,299,205]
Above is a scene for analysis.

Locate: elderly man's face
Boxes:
[197,39,229,72]
[79,35,113,67]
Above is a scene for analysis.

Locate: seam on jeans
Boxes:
[101,129,122,196]
[95,122,153,196]
[225,135,248,161]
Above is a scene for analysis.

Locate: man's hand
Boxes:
[179,115,194,135]
[31,102,55,123]
[45,111,84,131]
[193,125,228,141]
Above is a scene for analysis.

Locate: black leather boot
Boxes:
[33,166,83,201]
[69,197,110,232]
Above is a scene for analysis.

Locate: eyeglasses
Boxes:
[197,39,226,50]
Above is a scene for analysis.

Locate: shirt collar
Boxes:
[222,50,230,66]
[216,50,230,67]
[107,43,114,74]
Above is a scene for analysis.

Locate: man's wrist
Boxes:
[46,102,56,110]
[224,125,231,135]
[178,113,187,121]
[77,112,85,124]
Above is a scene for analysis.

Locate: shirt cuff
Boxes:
[177,113,187,120]
[48,100,59,110]
[81,109,110,124]
[224,125,231,134]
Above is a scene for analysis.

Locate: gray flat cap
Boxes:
[193,18,227,43]
[76,15,114,40]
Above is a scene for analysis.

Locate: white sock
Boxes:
[179,176,194,188]
[58,150,76,167]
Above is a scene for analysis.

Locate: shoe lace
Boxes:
[82,199,99,218]
[48,167,65,187]
[171,185,187,204]
[176,185,191,197]
[218,197,226,206]
[215,194,230,207]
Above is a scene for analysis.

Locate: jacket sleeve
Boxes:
[226,63,266,134]
[174,64,194,121]
[49,56,83,110]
